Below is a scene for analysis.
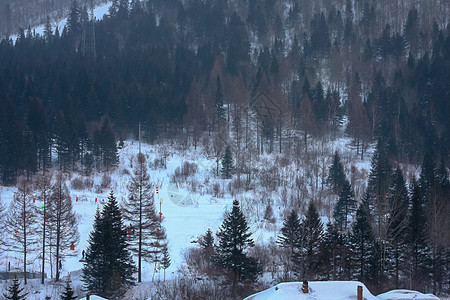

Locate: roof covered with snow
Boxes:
[245,281,378,300]
[377,289,439,300]
[79,295,108,300]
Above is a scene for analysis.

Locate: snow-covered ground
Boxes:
[0,140,236,298]
[0,139,444,300]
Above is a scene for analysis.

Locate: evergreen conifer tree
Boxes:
[419,150,436,201]
[214,199,261,283]
[201,228,215,249]
[277,209,301,277]
[349,203,378,287]
[295,202,324,280]
[60,276,77,300]
[318,222,351,280]
[333,179,357,233]
[199,228,215,272]
[407,180,431,292]
[385,167,409,288]
[160,245,171,281]
[326,151,346,195]
[215,75,226,129]
[366,139,392,238]
[82,191,136,299]
[221,145,235,179]
[3,277,28,300]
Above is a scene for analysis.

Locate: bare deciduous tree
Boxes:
[4,179,39,284]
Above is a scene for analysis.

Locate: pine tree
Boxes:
[214,199,261,283]
[349,203,378,287]
[277,210,301,277]
[366,139,392,238]
[160,245,171,281]
[67,0,80,36]
[419,150,436,201]
[407,180,431,291]
[94,116,118,171]
[385,167,409,288]
[333,179,357,233]
[201,228,215,249]
[215,75,226,129]
[3,277,28,300]
[199,228,215,273]
[326,151,346,195]
[82,191,136,299]
[295,202,324,280]
[4,179,39,284]
[220,145,235,179]
[60,276,77,300]
[318,222,351,280]
[122,153,166,282]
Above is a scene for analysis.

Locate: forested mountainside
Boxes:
[0,0,106,36]
[0,1,449,298]
[0,0,449,183]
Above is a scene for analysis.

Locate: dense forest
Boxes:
[0,0,449,297]
[0,0,449,184]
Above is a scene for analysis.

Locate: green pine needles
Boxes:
[82,191,136,299]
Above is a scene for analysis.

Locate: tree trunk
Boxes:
[138,190,142,283]
[23,197,27,285]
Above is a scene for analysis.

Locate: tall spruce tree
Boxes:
[326,151,346,195]
[82,191,136,299]
[122,152,166,282]
[215,75,226,129]
[333,179,357,233]
[418,152,448,294]
[349,203,378,287]
[221,145,235,179]
[277,209,301,277]
[94,116,118,171]
[366,139,392,238]
[318,222,351,281]
[295,202,324,280]
[385,167,409,288]
[407,180,431,292]
[214,199,261,284]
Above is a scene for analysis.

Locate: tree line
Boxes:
[0,0,449,184]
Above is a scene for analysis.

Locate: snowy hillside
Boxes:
[0,139,445,299]
[0,140,243,298]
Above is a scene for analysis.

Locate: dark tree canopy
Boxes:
[82,191,136,299]
[214,199,261,282]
